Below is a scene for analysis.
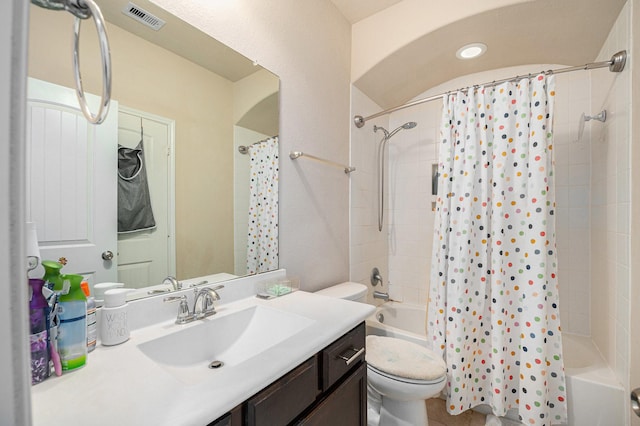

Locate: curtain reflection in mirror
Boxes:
[246,136,279,274]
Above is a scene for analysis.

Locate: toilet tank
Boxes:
[315,282,367,303]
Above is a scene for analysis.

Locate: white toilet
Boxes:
[366,335,446,426]
[314,281,368,302]
[315,282,447,426]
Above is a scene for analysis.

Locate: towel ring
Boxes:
[72,0,112,124]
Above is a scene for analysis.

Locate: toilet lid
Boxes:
[315,282,367,301]
[366,335,446,381]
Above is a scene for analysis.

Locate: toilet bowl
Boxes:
[315,283,447,426]
[366,335,446,426]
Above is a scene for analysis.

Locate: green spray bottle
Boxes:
[56,274,87,371]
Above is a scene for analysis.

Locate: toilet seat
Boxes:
[366,335,447,381]
[367,363,446,385]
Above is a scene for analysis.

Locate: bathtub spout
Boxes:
[373,290,389,301]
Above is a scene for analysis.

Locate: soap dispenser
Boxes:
[100,288,132,346]
[93,282,124,305]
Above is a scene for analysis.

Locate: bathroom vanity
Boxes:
[30,273,375,425]
[210,323,366,425]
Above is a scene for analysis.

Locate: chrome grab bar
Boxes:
[290,151,356,174]
[32,0,112,124]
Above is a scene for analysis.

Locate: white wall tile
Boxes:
[588,2,631,388]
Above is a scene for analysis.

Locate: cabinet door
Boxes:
[246,356,319,426]
[208,405,242,426]
[296,362,367,426]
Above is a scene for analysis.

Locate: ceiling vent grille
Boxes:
[122,2,166,31]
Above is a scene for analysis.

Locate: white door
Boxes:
[117,108,175,288]
[26,78,118,285]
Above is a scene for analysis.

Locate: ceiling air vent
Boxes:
[122,2,166,31]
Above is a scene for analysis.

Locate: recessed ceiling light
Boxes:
[456,43,487,60]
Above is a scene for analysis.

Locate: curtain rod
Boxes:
[353,50,627,128]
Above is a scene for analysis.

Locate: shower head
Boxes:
[387,121,418,139]
[373,122,417,140]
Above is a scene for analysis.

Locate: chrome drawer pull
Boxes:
[338,347,365,365]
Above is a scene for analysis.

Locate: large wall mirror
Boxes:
[26,0,279,300]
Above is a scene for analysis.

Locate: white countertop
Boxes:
[31,290,374,425]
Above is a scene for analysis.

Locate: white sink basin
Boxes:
[137,304,314,384]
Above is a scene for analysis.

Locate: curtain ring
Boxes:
[73,0,111,124]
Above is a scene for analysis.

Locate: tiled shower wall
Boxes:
[589,2,631,388]
[350,87,389,304]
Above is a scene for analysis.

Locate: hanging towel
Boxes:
[117,141,156,233]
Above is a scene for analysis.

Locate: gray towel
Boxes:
[117,140,156,233]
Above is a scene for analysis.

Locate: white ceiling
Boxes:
[97,0,259,82]
[334,0,627,109]
[330,0,403,23]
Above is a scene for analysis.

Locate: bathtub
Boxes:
[366,302,625,426]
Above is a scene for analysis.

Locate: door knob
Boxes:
[631,388,640,417]
[101,250,114,261]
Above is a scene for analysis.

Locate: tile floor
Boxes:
[426,398,487,426]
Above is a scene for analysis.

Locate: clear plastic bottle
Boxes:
[80,281,97,353]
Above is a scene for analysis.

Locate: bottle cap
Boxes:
[104,288,132,308]
[59,274,86,301]
[80,281,91,298]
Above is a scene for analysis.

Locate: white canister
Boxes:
[100,289,132,346]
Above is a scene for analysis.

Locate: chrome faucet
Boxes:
[373,290,389,301]
[163,276,182,291]
[163,284,224,324]
[192,285,223,319]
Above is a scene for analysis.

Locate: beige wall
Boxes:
[27,5,236,279]
[152,0,353,291]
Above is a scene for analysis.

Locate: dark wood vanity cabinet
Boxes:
[208,322,367,426]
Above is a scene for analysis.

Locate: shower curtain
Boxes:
[246,136,279,275]
[428,75,567,425]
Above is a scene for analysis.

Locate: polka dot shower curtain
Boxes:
[246,136,279,274]
[427,75,567,425]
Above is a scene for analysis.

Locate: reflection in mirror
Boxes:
[26,0,279,300]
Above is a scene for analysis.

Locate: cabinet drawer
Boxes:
[321,322,365,391]
[246,356,319,426]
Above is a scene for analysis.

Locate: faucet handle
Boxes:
[208,285,223,300]
[164,295,193,324]
[202,292,217,314]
